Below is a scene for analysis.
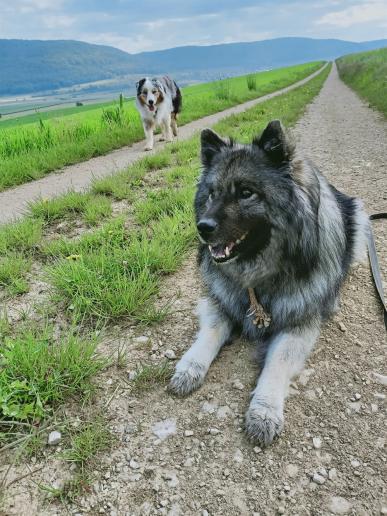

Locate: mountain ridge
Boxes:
[1,37,387,96]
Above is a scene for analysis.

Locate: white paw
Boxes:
[245,400,284,446]
[169,360,207,396]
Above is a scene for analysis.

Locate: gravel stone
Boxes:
[47,431,61,446]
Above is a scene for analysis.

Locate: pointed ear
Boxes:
[255,120,295,163]
[201,129,228,167]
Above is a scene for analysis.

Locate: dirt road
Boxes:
[0,66,327,225]
[4,64,387,515]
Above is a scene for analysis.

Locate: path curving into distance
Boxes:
[0,64,328,225]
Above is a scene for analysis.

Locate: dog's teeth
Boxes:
[236,239,241,245]
[225,246,230,257]
[208,245,212,251]
[240,233,247,241]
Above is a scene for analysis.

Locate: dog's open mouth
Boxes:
[208,232,248,263]
[148,104,155,112]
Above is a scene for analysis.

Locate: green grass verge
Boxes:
[0,327,105,425]
[337,47,387,117]
[0,62,323,191]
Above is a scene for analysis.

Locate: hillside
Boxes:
[337,47,387,117]
[1,37,387,96]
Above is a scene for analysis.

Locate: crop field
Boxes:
[0,62,330,493]
[336,47,387,117]
[0,61,324,191]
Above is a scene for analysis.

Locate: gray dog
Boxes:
[170,120,369,446]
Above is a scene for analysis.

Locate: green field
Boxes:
[336,47,387,116]
[0,64,331,463]
[0,62,324,191]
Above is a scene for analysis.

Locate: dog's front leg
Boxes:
[143,120,154,151]
[170,298,233,396]
[246,324,320,446]
[162,114,173,142]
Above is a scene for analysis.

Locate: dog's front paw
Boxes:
[245,401,284,447]
[169,360,207,396]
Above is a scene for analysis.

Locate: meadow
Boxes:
[336,47,387,117]
[0,62,324,191]
[0,63,331,473]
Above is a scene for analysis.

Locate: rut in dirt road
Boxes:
[0,66,327,225]
[5,64,387,516]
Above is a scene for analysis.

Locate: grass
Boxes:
[0,63,330,456]
[0,61,324,191]
[337,47,387,117]
[131,362,173,392]
[0,255,31,296]
[0,326,105,425]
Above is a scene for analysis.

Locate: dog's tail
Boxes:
[172,81,182,116]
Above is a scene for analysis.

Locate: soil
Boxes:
[0,66,326,226]
[1,64,386,516]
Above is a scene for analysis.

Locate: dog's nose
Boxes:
[197,218,218,235]
[148,99,154,105]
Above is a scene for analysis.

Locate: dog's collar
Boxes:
[247,288,271,328]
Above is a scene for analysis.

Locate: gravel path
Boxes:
[4,64,387,516]
[0,66,327,225]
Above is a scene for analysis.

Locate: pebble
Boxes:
[134,335,149,344]
[371,403,378,413]
[313,437,322,449]
[202,511,209,516]
[354,393,361,400]
[380,506,387,515]
[328,468,338,481]
[253,446,262,454]
[278,506,286,514]
[329,496,352,514]
[338,322,347,332]
[232,379,244,390]
[286,464,299,478]
[164,349,176,360]
[351,459,360,468]
[233,449,243,463]
[47,431,61,446]
[184,430,194,437]
[129,459,140,470]
[152,419,177,440]
[208,428,221,435]
[371,372,387,386]
[312,472,326,485]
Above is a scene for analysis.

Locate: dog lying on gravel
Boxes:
[169,120,370,446]
[135,76,182,151]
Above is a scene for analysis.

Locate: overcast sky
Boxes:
[1,0,386,53]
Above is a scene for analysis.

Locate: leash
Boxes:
[368,213,387,331]
[247,212,387,332]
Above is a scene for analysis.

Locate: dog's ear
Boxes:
[136,78,146,94]
[254,120,295,163]
[201,129,228,167]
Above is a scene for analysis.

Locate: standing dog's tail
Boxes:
[171,81,182,136]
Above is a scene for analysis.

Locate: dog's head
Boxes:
[136,77,164,112]
[195,120,307,264]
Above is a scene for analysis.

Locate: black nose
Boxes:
[148,99,154,105]
[197,218,218,235]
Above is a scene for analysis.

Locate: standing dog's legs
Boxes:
[170,298,233,395]
[246,324,320,446]
[161,113,173,142]
[143,119,154,151]
[171,113,178,137]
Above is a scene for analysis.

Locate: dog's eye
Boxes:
[240,189,254,199]
[152,89,157,94]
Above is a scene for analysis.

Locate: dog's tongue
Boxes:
[149,105,155,112]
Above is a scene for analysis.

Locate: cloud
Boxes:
[316,1,387,28]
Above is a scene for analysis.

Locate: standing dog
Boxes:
[169,120,369,446]
[135,76,182,151]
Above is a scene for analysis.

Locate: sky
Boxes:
[1,0,387,54]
